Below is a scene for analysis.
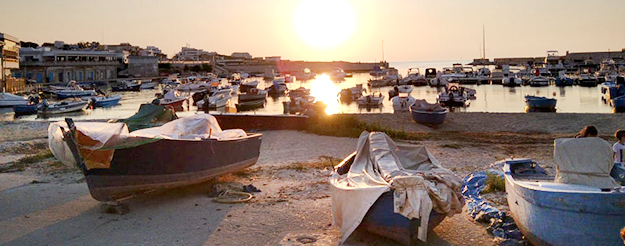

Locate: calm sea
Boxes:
[0,60,614,122]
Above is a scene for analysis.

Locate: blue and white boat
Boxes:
[0,92,28,107]
[82,95,122,107]
[54,88,97,99]
[38,100,89,114]
[503,138,625,246]
[554,71,574,86]
[524,95,556,110]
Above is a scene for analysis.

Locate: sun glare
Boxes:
[294,0,356,49]
[310,75,340,114]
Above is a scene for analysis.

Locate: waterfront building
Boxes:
[0,33,25,92]
[172,47,217,61]
[18,47,118,84]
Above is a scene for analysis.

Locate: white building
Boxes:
[232,52,252,60]
[173,47,217,61]
[18,47,118,83]
[266,56,281,62]
[1,33,20,81]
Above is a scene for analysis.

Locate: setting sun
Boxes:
[309,75,340,114]
[293,0,356,49]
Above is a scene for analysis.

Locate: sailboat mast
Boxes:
[482,25,486,59]
[382,40,385,62]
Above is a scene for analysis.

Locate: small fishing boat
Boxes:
[339,84,366,102]
[112,80,142,92]
[528,76,550,87]
[437,84,467,106]
[38,100,88,115]
[388,85,413,99]
[367,77,390,88]
[391,93,416,112]
[155,90,189,112]
[196,88,232,110]
[409,100,448,125]
[357,92,384,107]
[238,88,267,102]
[331,132,463,245]
[139,80,158,90]
[502,75,522,87]
[503,138,625,246]
[82,95,123,108]
[0,92,29,107]
[524,95,557,110]
[577,73,599,87]
[239,80,259,93]
[235,99,265,111]
[267,80,288,95]
[51,114,262,202]
[330,67,346,81]
[402,68,428,86]
[554,71,574,86]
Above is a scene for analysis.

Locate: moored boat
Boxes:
[437,84,467,106]
[528,76,550,87]
[0,92,29,107]
[524,95,557,110]
[112,80,142,92]
[409,99,448,125]
[51,114,262,202]
[391,93,416,112]
[357,92,384,107]
[503,137,625,246]
[38,100,88,115]
[82,95,123,108]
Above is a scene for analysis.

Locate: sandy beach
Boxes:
[1,112,625,245]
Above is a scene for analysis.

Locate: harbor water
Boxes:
[0,60,615,122]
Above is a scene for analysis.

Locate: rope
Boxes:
[212,190,253,203]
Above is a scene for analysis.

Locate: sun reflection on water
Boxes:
[309,74,340,114]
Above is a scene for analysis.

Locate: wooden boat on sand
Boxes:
[52,114,262,202]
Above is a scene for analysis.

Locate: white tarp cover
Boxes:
[48,114,247,169]
[128,114,247,140]
[554,138,619,188]
[330,132,463,243]
[49,122,129,169]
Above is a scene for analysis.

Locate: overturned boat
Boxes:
[503,138,625,246]
[49,114,262,202]
[331,132,464,245]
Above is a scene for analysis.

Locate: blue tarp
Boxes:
[462,163,524,243]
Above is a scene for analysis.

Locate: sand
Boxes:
[1,112,624,245]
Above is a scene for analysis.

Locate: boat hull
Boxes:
[410,109,448,125]
[85,135,262,202]
[55,90,97,99]
[504,163,625,246]
[111,84,141,92]
[236,100,265,111]
[525,97,557,110]
[13,104,38,115]
[38,101,88,114]
[359,191,446,246]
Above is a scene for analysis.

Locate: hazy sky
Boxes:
[1,0,624,62]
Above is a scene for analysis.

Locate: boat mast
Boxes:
[382,40,385,62]
[482,25,486,60]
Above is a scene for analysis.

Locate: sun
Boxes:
[294,0,356,49]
